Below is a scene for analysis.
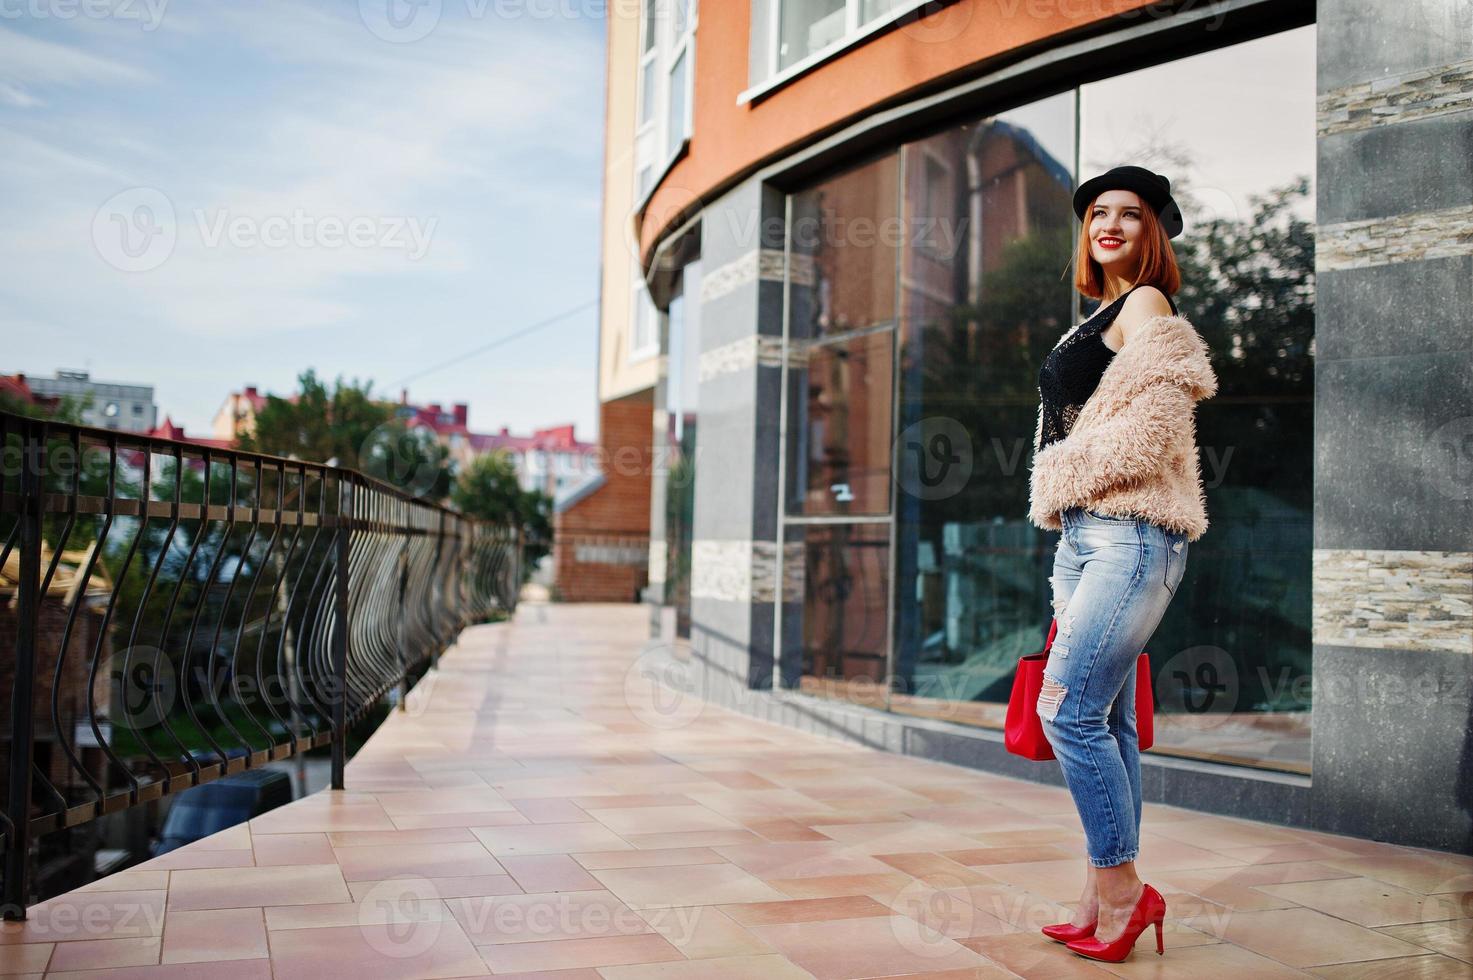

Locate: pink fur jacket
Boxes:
[1027,312,1220,542]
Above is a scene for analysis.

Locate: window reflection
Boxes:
[779,26,1317,774]
[787,522,891,704]
[779,0,847,72]
[786,329,894,517]
[891,91,1078,716]
[788,152,899,339]
[1079,26,1316,772]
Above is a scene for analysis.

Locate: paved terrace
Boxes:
[3,603,1471,979]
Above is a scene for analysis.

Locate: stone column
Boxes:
[686,179,791,702]
[1312,0,1473,851]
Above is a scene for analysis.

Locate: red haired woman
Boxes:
[1026,166,1219,962]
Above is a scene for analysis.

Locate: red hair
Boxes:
[1072,192,1181,300]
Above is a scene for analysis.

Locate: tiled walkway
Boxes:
[4,603,1471,979]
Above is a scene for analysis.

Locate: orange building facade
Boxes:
[597,0,1473,853]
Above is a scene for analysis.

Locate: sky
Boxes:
[1002,25,1317,229]
[1,0,606,442]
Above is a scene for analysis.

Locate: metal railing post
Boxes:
[396,527,409,712]
[510,525,523,612]
[330,476,352,791]
[430,510,445,670]
[3,424,43,920]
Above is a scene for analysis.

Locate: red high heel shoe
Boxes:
[1065,883,1166,962]
[1041,916,1096,943]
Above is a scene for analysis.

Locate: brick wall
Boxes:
[0,596,113,803]
[554,389,652,602]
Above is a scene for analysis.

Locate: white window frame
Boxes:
[637,0,660,132]
[667,0,696,159]
[628,269,662,364]
[634,0,697,204]
[740,0,943,106]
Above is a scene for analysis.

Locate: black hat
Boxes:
[1073,165,1184,239]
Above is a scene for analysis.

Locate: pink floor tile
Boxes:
[46,936,161,971]
[167,865,351,911]
[0,889,166,945]
[477,932,684,973]
[161,908,269,963]
[332,841,507,881]
[267,919,489,980]
[498,854,605,892]
[251,833,337,867]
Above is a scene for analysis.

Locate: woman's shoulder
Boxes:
[1117,286,1177,341]
[1122,284,1175,317]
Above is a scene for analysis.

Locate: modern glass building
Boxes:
[597,0,1472,853]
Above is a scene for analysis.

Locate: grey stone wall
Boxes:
[688,178,790,691]
[1313,0,1473,853]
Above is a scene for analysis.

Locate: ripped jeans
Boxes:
[1039,506,1189,868]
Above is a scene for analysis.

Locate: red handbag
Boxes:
[1004,618,1155,760]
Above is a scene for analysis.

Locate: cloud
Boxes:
[0,23,150,105]
[2,2,605,438]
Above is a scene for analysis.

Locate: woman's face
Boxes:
[1087,189,1147,274]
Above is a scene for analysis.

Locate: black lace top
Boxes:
[1036,286,1178,451]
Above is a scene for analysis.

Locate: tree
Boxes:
[450,450,553,581]
[238,369,450,502]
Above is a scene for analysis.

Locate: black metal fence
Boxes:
[0,410,521,916]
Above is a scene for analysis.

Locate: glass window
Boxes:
[786,329,894,517]
[664,260,702,638]
[779,0,847,72]
[642,0,658,52]
[776,26,1316,776]
[1077,25,1316,773]
[788,152,899,339]
[668,49,688,154]
[640,56,657,126]
[632,282,658,356]
[889,90,1078,719]
[860,0,903,22]
[785,521,892,703]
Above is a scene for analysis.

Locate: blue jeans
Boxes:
[1039,506,1189,868]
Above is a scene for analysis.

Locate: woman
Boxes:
[1025,165,1219,963]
